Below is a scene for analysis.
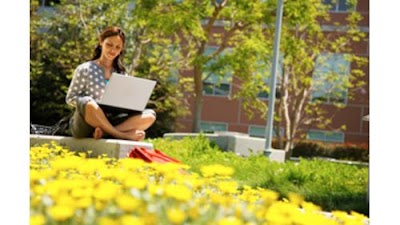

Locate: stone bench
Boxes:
[30,134,154,159]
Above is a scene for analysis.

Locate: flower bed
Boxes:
[30,142,369,225]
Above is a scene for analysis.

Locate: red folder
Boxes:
[127,147,181,164]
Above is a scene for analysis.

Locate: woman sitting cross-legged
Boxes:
[65,26,156,141]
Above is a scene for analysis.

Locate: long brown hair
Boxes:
[92,26,126,73]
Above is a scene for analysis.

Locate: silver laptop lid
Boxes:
[99,73,156,111]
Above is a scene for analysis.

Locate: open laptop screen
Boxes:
[97,73,156,113]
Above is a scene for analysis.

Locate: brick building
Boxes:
[35,0,369,144]
[175,0,369,145]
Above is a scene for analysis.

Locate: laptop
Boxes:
[97,73,156,114]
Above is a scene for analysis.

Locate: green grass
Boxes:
[148,135,369,216]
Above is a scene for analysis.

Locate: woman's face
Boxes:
[100,35,124,62]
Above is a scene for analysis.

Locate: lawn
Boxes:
[149,135,369,216]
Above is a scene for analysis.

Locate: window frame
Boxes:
[200,121,228,133]
[322,0,354,12]
[248,125,284,138]
[202,46,232,97]
[166,45,181,84]
[257,56,283,99]
[306,129,345,143]
[311,53,350,105]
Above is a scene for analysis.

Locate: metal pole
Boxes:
[265,0,284,150]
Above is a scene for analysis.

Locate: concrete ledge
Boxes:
[264,149,286,163]
[30,134,154,159]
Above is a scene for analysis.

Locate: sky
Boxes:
[1,0,400,224]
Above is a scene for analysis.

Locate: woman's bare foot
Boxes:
[126,130,146,141]
[93,127,104,139]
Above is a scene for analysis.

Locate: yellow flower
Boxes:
[78,152,87,158]
[188,206,200,220]
[200,164,234,177]
[32,185,45,195]
[167,207,186,225]
[116,194,142,212]
[217,181,238,194]
[119,215,145,225]
[331,210,349,221]
[295,212,338,225]
[47,205,74,221]
[234,205,243,218]
[186,176,205,191]
[29,143,370,225]
[50,157,82,171]
[210,193,231,205]
[95,200,107,211]
[217,217,243,225]
[30,195,42,207]
[103,168,131,182]
[119,158,146,171]
[30,170,41,183]
[30,214,45,225]
[143,213,158,225]
[264,202,299,224]
[165,184,192,202]
[77,158,106,175]
[54,194,76,208]
[94,182,121,201]
[44,180,63,198]
[301,201,322,212]
[239,190,259,204]
[148,183,163,196]
[331,210,368,225]
[75,197,92,209]
[350,210,369,222]
[98,216,120,225]
[259,189,280,204]
[71,187,93,199]
[123,176,147,190]
[288,192,304,207]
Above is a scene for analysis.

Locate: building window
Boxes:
[200,121,228,133]
[323,0,353,12]
[307,129,344,143]
[257,56,283,99]
[248,125,284,138]
[203,46,232,96]
[203,80,230,96]
[168,67,179,83]
[167,46,181,84]
[311,53,350,104]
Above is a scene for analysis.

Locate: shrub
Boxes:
[292,141,369,162]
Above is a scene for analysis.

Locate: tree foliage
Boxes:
[267,0,368,153]
[30,0,368,153]
[30,0,190,137]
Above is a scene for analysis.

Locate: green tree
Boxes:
[30,0,189,137]
[129,0,274,132]
[128,0,367,157]
[262,0,368,155]
[31,0,368,155]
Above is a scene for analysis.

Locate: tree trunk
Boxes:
[281,71,292,154]
[192,65,203,132]
[285,143,294,160]
[284,89,309,159]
